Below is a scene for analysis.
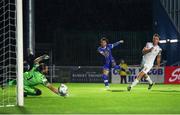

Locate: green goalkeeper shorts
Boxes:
[24,85,42,96]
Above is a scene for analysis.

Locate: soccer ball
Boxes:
[58,84,68,97]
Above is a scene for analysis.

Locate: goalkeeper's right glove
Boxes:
[42,54,49,60]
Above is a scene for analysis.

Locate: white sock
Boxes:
[145,75,153,84]
[130,79,139,87]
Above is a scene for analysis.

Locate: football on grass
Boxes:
[58,84,68,96]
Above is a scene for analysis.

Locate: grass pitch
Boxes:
[0,83,180,114]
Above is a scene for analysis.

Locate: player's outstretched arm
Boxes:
[112,40,124,48]
[46,83,59,95]
[34,54,49,64]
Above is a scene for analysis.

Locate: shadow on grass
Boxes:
[25,96,42,98]
[110,89,126,92]
[17,106,30,114]
[152,90,180,93]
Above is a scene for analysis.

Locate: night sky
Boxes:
[30,0,153,65]
[35,0,152,43]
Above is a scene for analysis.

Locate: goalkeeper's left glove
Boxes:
[42,54,49,60]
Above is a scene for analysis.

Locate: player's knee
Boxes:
[144,74,148,78]
[112,62,116,67]
[103,69,109,75]
[35,89,42,96]
[137,71,146,80]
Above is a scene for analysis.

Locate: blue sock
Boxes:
[113,65,121,75]
[102,74,109,86]
[114,65,121,70]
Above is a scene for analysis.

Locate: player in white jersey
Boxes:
[127,34,162,91]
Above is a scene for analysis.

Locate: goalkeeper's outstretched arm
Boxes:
[46,83,59,95]
[34,54,49,64]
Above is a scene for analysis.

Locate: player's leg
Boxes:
[122,75,127,84]
[102,64,110,89]
[142,64,154,90]
[144,74,152,84]
[102,69,110,89]
[144,74,154,90]
[24,86,42,96]
[128,65,150,91]
[120,76,123,84]
[127,71,146,91]
[120,75,125,84]
[112,60,121,71]
[124,75,127,84]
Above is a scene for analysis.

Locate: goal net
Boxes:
[0,0,23,107]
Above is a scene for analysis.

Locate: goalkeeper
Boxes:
[23,54,60,97]
[10,54,60,97]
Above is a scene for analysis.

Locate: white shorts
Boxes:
[141,60,153,74]
[141,65,152,74]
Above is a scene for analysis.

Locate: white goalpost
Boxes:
[0,0,24,107]
[16,0,24,106]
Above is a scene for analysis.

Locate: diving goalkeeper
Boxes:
[23,54,60,97]
[10,54,59,97]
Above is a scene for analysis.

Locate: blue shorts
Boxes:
[103,59,116,70]
[103,63,111,70]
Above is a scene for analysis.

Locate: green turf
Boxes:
[0,83,180,114]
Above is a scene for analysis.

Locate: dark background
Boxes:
[27,0,153,66]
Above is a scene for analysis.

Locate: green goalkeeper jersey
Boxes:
[24,64,48,87]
